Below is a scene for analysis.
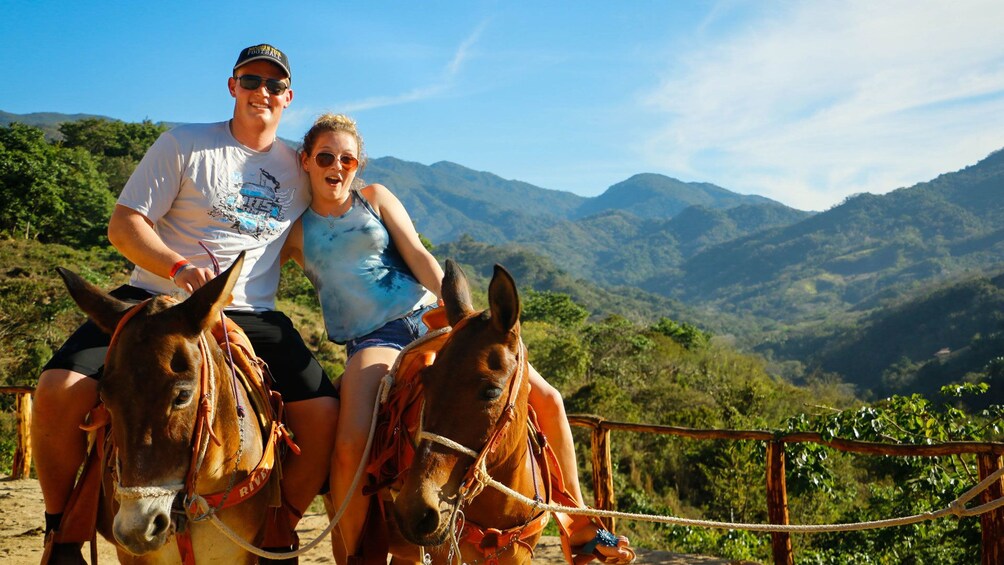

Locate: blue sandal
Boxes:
[556,512,636,565]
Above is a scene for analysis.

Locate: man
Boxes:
[34,44,338,563]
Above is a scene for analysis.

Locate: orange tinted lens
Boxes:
[339,155,359,171]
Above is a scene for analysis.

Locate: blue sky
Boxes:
[6,1,1004,211]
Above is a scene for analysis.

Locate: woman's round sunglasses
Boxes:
[235,74,289,95]
[314,152,359,171]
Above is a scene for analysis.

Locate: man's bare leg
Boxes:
[282,397,339,514]
[33,369,98,517]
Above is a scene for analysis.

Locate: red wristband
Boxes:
[169,260,190,279]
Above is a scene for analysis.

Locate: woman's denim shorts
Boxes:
[345,304,436,360]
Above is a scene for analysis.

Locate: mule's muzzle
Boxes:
[393,495,454,546]
[113,498,177,555]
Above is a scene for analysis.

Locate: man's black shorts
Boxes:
[43,285,336,402]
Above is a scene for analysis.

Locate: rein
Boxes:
[103,299,233,506]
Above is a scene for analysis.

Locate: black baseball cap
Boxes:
[233,44,291,79]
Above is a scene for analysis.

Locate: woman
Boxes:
[284,113,634,564]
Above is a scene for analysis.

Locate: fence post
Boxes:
[590,420,615,532]
[11,391,32,479]
[978,454,1004,565]
[766,440,794,565]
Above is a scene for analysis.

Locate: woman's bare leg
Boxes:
[527,364,634,562]
[329,346,399,560]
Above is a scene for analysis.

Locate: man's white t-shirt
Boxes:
[118,121,309,311]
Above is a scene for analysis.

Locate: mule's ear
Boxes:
[488,264,520,333]
[442,259,474,326]
[178,251,245,333]
[56,267,136,335]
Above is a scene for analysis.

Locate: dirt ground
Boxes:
[0,477,742,564]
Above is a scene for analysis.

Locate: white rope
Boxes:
[420,431,498,505]
[483,463,1004,534]
[115,483,184,500]
[193,372,394,559]
[421,432,478,458]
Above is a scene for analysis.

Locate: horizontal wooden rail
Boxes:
[567,414,1004,456]
[567,413,1004,565]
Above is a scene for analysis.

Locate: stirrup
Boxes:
[41,530,87,565]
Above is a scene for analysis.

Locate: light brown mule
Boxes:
[56,252,275,564]
[391,260,550,564]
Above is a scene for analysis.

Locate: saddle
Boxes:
[365,306,452,491]
[44,314,291,562]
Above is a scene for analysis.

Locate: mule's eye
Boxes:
[173,389,194,409]
[481,385,503,401]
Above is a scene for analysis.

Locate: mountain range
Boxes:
[364,149,1004,323]
[362,158,812,289]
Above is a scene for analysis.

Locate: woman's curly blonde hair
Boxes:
[301,113,366,171]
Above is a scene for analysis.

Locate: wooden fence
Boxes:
[567,414,1004,565]
[0,386,34,480]
[3,387,1002,563]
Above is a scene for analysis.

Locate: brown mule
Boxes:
[49,252,287,564]
[389,260,552,564]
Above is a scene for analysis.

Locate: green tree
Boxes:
[59,118,168,194]
[418,231,435,253]
[0,123,113,246]
[651,317,711,350]
[522,321,589,388]
[521,289,589,328]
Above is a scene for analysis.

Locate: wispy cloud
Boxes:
[338,21,489,114]
[642,0,1004,210]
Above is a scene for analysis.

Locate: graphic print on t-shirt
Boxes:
[211,168,295,239]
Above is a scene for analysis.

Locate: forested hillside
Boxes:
[0,110,109,140]
[6,112,1004,397]
[679,150,1004,324]
[1,114,1003,562]
[760,270,1004,404]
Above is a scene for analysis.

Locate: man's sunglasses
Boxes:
[314,152,359,171]
[235,74,289,95]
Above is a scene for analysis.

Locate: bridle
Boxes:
[414,315,552,564]
[417,315,530,504]
[94,248,288,563]
[102,298,238,503]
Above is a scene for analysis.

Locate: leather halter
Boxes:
[417,315,550,561]
[103,299,286,564]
